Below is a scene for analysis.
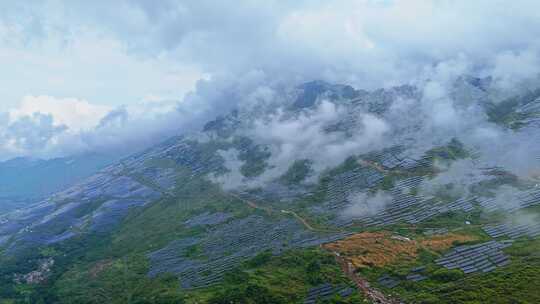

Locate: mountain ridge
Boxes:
[1,78,540,303]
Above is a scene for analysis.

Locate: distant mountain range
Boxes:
[0,154,116,213]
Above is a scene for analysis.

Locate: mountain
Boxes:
[0,154,116,214]
[1,79,540,303]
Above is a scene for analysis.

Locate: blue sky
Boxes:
[1,0,539,160]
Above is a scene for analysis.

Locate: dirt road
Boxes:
[230,193,340,233]
[232,192,402,303]
[332,252,402,304]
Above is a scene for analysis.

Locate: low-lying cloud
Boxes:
[420,159,488,199]
[343,191,392,218]
[247,100,389,183]
[2,0,540,163]
[0,112,67,159]
[0,96,183,160]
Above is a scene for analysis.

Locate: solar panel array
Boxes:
[346,192,476,228]
[0,167,165,254]
[184,212,233,228]
[423,228,449,236]
[483,222,540,239]
[406,266,427,282]
[324,167,385,212]
[303,283,354,304]
[148,215,351,289]
[365,146,406,169]
[406,273,427,282]
[435,240,512,274]
[238,182,314,205]
[377,274,400,288]
[332,171,540,230]
[477,188,540,213]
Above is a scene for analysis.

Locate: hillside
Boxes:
[1,79,540,303]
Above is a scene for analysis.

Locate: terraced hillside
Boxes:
[1,79,540,303]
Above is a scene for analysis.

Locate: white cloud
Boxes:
[420,159,488,198]
[246,100,390,183]
[0,112,67,160]
[209,149,246,190]
[0,94,191,160]
[0,22,203,112]
[492,49,540,90]
[9,95,111,131]
[342,191,392,218]
[1,0,540,163]
[3,0,540,101]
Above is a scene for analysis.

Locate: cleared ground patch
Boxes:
[323,231,477,268]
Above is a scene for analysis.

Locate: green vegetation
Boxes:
[486,89,540,129]
[233,137,271,178]
[469,170,520,198]
[353,212,540,304]
[426,138,468,161]
[2,135,540,304]
[0,168,247,303]
[430,268,463,282]
[8,246,363,304]
[280,159,313,185]
[193,249,364,304]
[380,174,396,191]
[0,159,361,304]
[56,254,185,304]
[399,238,540,303]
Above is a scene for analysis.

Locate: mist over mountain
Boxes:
[1,1,540,303]
[1,75,540,302]
[2,1,540,162]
